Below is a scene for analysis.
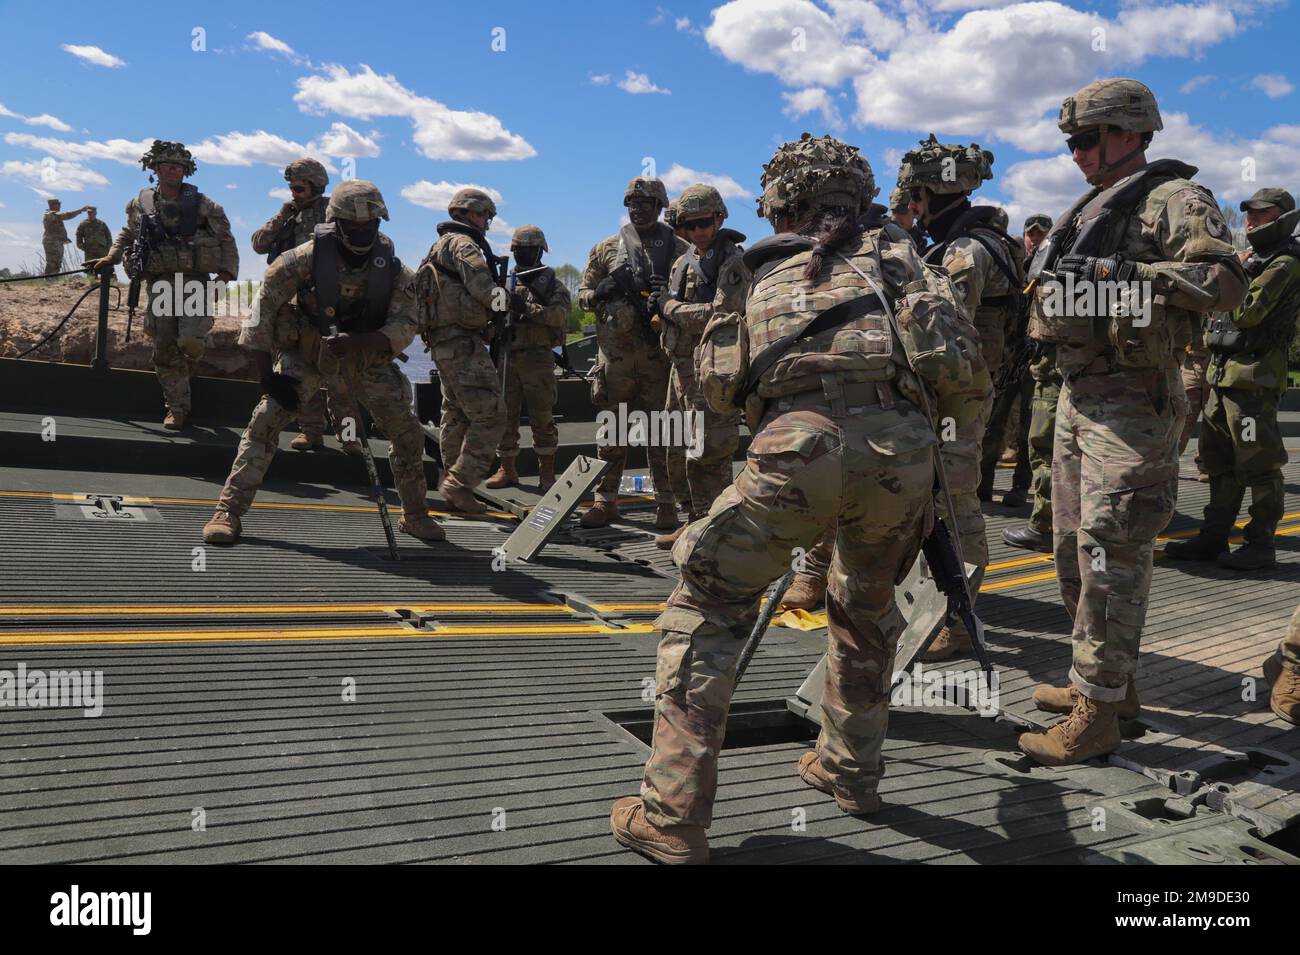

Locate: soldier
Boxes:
[1018,79,1246,765]
[577,177,687,530]
[1179,315,1213,482]
[610,134,986,864]
[1165,187,1299,571]
[484,225,571,492]
[250,159,361,455]
[652,184,747,549]
[1265,603,1300,725]
[200,180,442,545]
[42,198,89,277]
[901,136,1025,662]
[90,141,238,429]
[665,198,686,241]
[887,186,926,251]
[415,188,509,514]
[74,207,111,284]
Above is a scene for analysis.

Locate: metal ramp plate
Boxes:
[500,455,608,562]
[52,492,162,523]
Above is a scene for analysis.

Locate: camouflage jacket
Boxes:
[42,210,79,243]
[510,266,571,351]
[579,224,688,341]
[251,195,329,258]
[1209,249,1300,394]
[75,219,112,256]
[926,211,1024,364]
[661,232,749,361]
[108,186,239,278]
[240,234,418,358]
[419,225,500,346]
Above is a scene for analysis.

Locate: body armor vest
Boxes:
[303,223,398,333]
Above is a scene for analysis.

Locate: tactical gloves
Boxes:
[593,276,618,303]
[261,371,301,411]
[1056,253,1140,284]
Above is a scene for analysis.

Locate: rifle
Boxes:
[733,570,796,687]
[122,217,158,344]
[266,215,299,265]
[608,262,657,342]
[493,263,550,388]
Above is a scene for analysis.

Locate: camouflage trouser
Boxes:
[980,371,1033,494]
[591,325,673,505]
[218,348,428,517]
[1028,372,1062,535]
[1053,367,1186,699]
[1198,386,1287,546]
[939,396,991,583]
[641,385,934,828]
[294,387,361,441]
[434,334,506,491]
[793,527,835,591]
[43,240,64,277]
[145,274,211,416]
[1282,602,1300,667]
[664,359,740,517]
[497,346,558,460]
[1178,352,1210,465]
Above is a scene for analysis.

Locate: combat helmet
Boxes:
[326,180,389,222]
[888,186,910,214]
[624,177,669,207]
[511,224,549,252]
[897,135,993,195]
[758,133,876,221]
[1058,78,1162,135]
[676,184,728,220]
[664,198,680,228]
[139,140,196,176]
[284,158,328,192]
[448,187,497,218]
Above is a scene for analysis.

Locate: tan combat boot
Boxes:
[290,432,323,451]
[1017,695,1121,766]
[439,479,487,515]
[398,511,445,541]
[781,574,826,611]
[485,458,520,490]
[201,508,240,545]
[921,622,972,662]
[655,511,698,550]
[579,500,619,528]
[797,752,882,815]
[163,410,185,430]
[537,455,557,493]
[1032,680,1140,719]
[609,797,708,865]
[654,503,680,531]
[1263,651,1300,725]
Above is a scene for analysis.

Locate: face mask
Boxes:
[1246,208,1300,255]
[338,219,379,253]
[513,247,541,269]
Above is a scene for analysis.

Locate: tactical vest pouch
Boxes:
[1026,288,1097,346]
[1205,313,1246,353]
[193,236,222,275]
[696,310,749,414]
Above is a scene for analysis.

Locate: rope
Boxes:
[9,284,100,360]
[0,267,95,284]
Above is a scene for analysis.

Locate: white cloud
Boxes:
[311,122,381,158]
[61,44,125,68]
[1,158,109,192]
[1250,73,1293,98]
[589,73,611,85]
[294,64,535,161]
[400,180,514,240]
[4,132,154,165]
[781,88,844,130]
[269,188,292,201]
[706,0,878,87]
[618,70,671,95]
[676,16,692,30]
[0,102,72,132]
[661,163,752,199]
[225,183,238,190]
[1180,74,1217,94]
[246,31,308,66]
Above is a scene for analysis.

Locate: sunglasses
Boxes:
[909,188,925,201]
[681,217,714,232]
[290,184,310,194]
[1066,129,1101,153]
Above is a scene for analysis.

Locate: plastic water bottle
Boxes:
[619,475,654,494]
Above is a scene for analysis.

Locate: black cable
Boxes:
[10,284,99,359]
[0,267,93,284]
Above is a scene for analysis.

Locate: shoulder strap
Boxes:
[365,235,399,328]
[178,184,199,239]
[311,224,339,327]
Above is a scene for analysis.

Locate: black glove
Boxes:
[1056,253,1139,284]
[508,290,529,315]
[648,275,668,292]
[261,371,301,412]
[593,276,617,303]
[648,288,671,317]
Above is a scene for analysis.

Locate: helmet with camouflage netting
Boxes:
[448,187,497,218]
[888,186,910,213]
[511,224,549,252]
[624,177,669,207]
[326,180,389,222]
[1058,78,1162,135]
[677,183,728,220]
[140,140,197,176]
[284,158,328,191]
[758,133,876,220]
[664,198,679,228]
[897,135,993,195]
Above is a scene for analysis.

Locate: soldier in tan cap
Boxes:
[74,207,111,285]
[42,198,90,278]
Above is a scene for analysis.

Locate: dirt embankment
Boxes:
[0,278,257,380]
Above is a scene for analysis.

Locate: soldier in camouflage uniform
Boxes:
[74,208,111,284]
[888,186,926,251]
[415,188,509,515]
[900,136,1025,662]
[665,198,686,241]
[578,177,687,530]
[42,198,89,277]
[1019,79,1247,765]
[1178,314,1212,481]
[651,184,747,550]
[484,225,571,493]
[610,134,987,864]
[250,158,361,456]
[1266,602,1300,725]
[201,181,442,545]
[1165,187,1299,572]
[92,141,238,429]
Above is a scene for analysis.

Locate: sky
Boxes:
[1,0,1298,278]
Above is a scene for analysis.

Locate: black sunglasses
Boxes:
[909,188,925,201]
[1066,129,1102,153]
[289,184,309,194]
[681,217,714,232]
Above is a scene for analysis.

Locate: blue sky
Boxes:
[2,0,1298,276]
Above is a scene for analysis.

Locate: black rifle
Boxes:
[921,512,993,675]
[265,215,299,265]
[733,570,796,687]
[122,216,161,344]
[607,262,657,342]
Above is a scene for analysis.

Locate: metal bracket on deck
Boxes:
[498,456,609,563]
[54,492,161,523]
